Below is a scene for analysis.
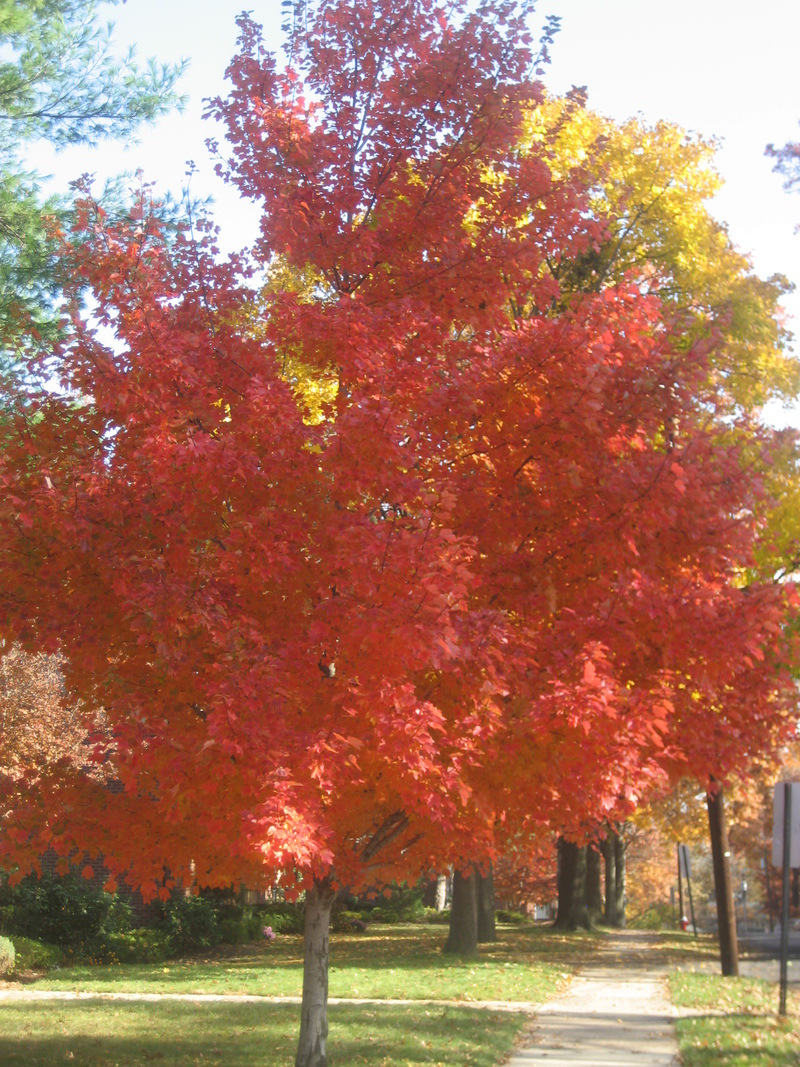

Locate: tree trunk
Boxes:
[554,837,573,929]
[707,784,739,976]
[603,836,617,926]
[444,867,478,954]
[554,839,590,930]
[613,830,626,929]
[296,878,336,1067]
[586,847,602,920]
[477,864,497,943]
[422,878,438,907]
[435,873,448,912]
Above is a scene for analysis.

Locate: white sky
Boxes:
[28,0,800,422]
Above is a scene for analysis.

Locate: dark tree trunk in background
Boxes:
[554,837,573,929]
[477,864,497,943]
[444,867,478,955]
[554,839,590,930]
[295,877,336,1067]
[613,830,626,929]
[422,877,438,907]
[603,835,617,926]
[707,784,739,976]
[586,847,603,920]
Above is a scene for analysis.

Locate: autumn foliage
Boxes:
[0,0,794,902]
[0,1,798,1061]
[0,646,87,777]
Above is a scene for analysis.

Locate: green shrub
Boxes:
[331,909,368,933]
[630,903,676,930]
[352,882,428,923]
[0,873,132,949]
[0,935,14,976]
[255,906,305,935]
[159,894,221,952]
[102,928,173,963]
[6,935,63,972]
[496,909,529,925]
[424,906,451,924]
[421,906,448,923]
[217,915,250,945]
[240,909,265,940]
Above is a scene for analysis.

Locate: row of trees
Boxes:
[2,2,800,1065]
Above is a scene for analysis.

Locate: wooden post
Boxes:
[707,784,739,977]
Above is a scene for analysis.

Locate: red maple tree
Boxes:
[1,2,797,1063]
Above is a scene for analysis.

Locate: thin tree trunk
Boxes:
[603,835,617,926]
[444,867,478,954]
[477,864,497,943]
[586,847,602,919]
[554,839,590,930]
[613,829,626,929]
[296,877,336,1067]
[435,873,448,912]
[707,784,739,976]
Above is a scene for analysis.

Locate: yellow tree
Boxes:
[526,93,799,413]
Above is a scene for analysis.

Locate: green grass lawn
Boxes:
[670,972,800,1067]
[0,1000,529,1067]
[30,922,592,1003]
[0,921,601,1065]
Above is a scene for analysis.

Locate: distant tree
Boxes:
[767,125,800,197]
[534,94,799,412]
[0,0,184,367]
[0,645,85,776]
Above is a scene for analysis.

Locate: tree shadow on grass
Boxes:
[331,1004,526,1067]
[0,1001,526,1067]
[0,1001,298,1067]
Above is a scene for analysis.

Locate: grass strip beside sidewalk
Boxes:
[0,1000,528,1067]
[670,972,800,1066]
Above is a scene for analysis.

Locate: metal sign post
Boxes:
[772,782,800,1016]
[676,843,686,928]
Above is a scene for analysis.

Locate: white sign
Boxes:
[678,844,691,880]
[772,782,800,869]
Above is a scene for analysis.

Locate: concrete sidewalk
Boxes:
[507,931,680,1066]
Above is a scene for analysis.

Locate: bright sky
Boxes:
[29,0,800,421]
